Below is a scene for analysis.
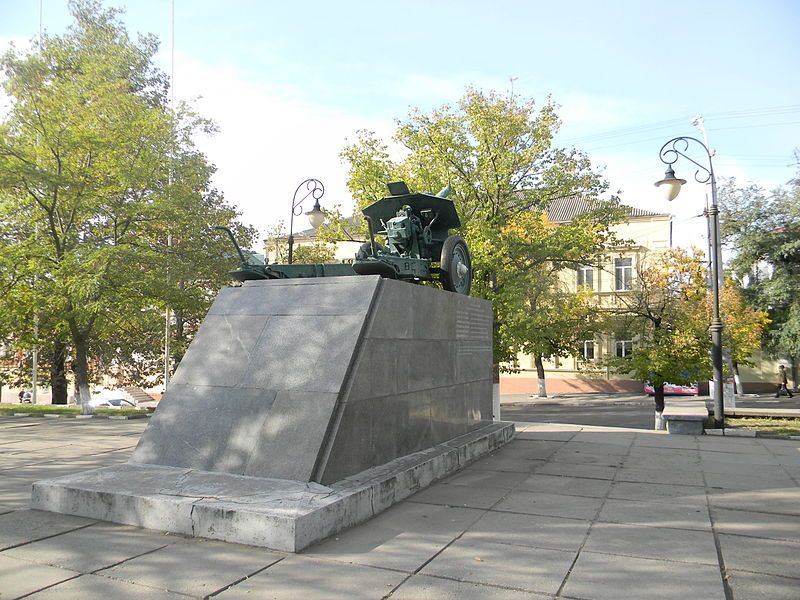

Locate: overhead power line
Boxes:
[559,104,800,147]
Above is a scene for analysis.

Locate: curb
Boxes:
[3,412,149,420]
[704,428,787,438]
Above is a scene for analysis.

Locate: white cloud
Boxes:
[170,52,394,241]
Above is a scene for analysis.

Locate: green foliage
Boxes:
[611,249,713,394]
[719,169,800,360]
[339,88,622,366]
[0,1,254,394]
[720,277,770,368]
[291,243,338,264]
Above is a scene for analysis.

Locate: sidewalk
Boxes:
[1,417,799,599]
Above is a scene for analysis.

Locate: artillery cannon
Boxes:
[216,181,472,295]
[353,181,472,295]
[213,226,356,282]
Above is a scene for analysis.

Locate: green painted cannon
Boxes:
[213,226,357,282]
[353,182,472,295]
[215,181,472,295]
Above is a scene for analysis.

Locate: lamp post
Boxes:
[287,178,326,264]
[654,136,725,428]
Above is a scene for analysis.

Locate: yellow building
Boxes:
[500,197,673,394]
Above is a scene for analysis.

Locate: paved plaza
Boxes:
[1,415,799,599]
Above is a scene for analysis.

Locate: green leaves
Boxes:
[339,87,621,368]
[611,249,713,388]
[0,0,253,390]
[719,169,800,360]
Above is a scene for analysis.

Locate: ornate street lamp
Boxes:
[655,136,725,428]
[287,178,325,265]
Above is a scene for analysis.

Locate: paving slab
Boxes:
[3,522,179,573]
[0,478,34,509]
[711,507,800,542]
[533,462,617,480]
[557,440,630,456]
[598,498,711,530]
[494,440,563,460]
[704,470,797,491]
[0,510,94,551]
[420,537,576,595]
[97,538,284,596]
[0,553,79,598]
[707,487,800,516]
[700,451,780,467]
[512,430,576,442]
[726,570,800,600]
[25,573,189,599]
[493,490,604,520]
[441,468,529,490]
[717,533,800,578]
[461,511,590,552]
[583,521,719,565]
[549,449,623,468]
[515,473,613,498]
[213,555,405,599]
[407,481,510,509]
[632,433,699,450]
[391,574,551,599]
[759,438,800,456]
[561,551,726,600]
[465,456,544,473]
[608,481,707,505]
[304,502,484,572]
[615,465,706,487]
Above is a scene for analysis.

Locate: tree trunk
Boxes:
[654,384,666,430]
[731,361,743,395]
[72,332,93,414]
[791,356,797,391]
[50,339,69,405]
[534,353,547,398]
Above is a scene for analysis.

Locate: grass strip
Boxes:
[726,416,800,438]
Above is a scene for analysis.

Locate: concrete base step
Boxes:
[32,421,514,552]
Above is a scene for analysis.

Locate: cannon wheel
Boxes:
[439,235,472,295]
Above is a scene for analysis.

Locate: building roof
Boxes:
[546,196,668,223]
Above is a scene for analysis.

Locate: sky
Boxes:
[1,0,799,250]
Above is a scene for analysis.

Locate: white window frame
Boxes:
[615,258,633,291]
[582,340,595,360]
[577,264,594,290]
[616,340,633,358]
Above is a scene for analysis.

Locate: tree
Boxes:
[611,249,712,426]
[720,277,770,392]
[337,89,620,371]
[0,1,253,408]
[719,170,800,383]
[497,208,624,396]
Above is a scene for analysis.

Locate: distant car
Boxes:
[644,382,699,396]
[20,392,32,403]
[88,396,136,409]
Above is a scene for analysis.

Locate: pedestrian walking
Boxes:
[775,364,793,398]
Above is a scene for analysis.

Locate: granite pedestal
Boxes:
[33,276,513,550]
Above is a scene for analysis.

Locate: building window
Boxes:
[582,340,595,360]
[616,340,633,358]
[577,264,594,289]
[615,258,633,291]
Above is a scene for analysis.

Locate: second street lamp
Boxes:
[287,178,325,265]
[655,136,725,429]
